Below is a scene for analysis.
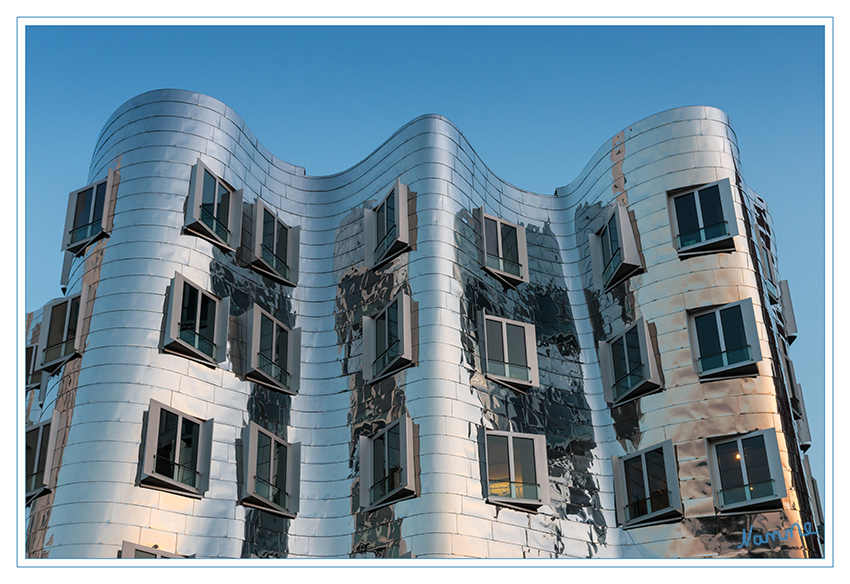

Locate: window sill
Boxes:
[248,257,297,287]
[621,508,682,529]
[486,496,543,513]
[716,495,784,514]
[366,487,416,512]
[140,473,203,499]
[697,359,760,382]
[66,229,109,257]
[483,264,527,288]
[485,372,534,393]
[676,234,736,257]
[246,368,297,395]
[25,486,51,506]
[39,352,80,376]
[163,338,219,368]
[610,377,661,406]
[183,222,235,253]
[372,241,411,271]
[241,494,297,519]
[369,357,414,386]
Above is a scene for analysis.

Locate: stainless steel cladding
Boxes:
[24,90,821,559]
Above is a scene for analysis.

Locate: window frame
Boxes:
[163,272,229,367]
[475,208,529,287]
[589,202,643,291]
[240,421,301,518]
[688,297,762,381]
[25,411,60,504]
[706,428,787,513]
[358,414,416,510]
[484,429,549,511]
[247,198,300,286]
[62,168,119,256]
[36,284,89,375]
[612,439,681,528]
[668,178,739,256]
[598,317,661,405]
[244,304,301,394]
[120,541,184,559]
[184,158,243,251]
[140,399,214,499]
[363,289,414,384]
[364,179,410,269]
[480,311,539,391]
[25,343,43,391]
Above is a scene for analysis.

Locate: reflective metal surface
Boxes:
[24,91,820,559]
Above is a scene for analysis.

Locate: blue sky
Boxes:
[23,23,828,505]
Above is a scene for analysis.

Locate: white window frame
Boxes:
[612,439,681,528]
[36,284,89,375]
[25,343,43,391]
[363,289,413,383]
[141,399,213,499]
[589,203,643,291]
[481,312,539,391]
[184,158,243,251]
[688,297,762,380]
[475,208,529,287]
[668,178,738,256]
[163,272,229,367]
[120,541,184,559]
[25,411,60,505]
[247,198,300,286]
[706,428,786,513]
[598,317,661,405]
[243,304,301,394]
[484,429,549,511]
[779,280,798,345]
[359,414,416,510]
[62,168,119,255]
[364,179,410,269]
[240,421,301,518]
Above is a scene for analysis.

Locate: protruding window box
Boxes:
[364,180,411,269]
[475,208,529,288]
[62,168,119,256]
[163,273,229,367]
[612,440,681,528]
[599,317,661,405]
[36,285,89,375]
[241,421,300,518]
[121,541,184,559]
[25,344,43,391]
[485,429,549,512]
[689,298,762,380]
[589,203,643,291]
[25,411,60,504]
[363,290,413,384]
[247,198,300,286]
[359,414,416,510]
[481,312,539,391]
[669,178,738,256]
[779,280,798,344]
[243,305,301,394]
[184,159,243,252]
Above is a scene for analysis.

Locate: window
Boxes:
[599,317,661,405]
[36,285,89,374]
[779,280,798,344]
[184,159,243,251]
[612,440,681,527]
[363,290,413,383]
[485,429,549,511]
[481,312,539,390]
[25,344,42,390]
[589,203,642,290]
[163,272,229,366]
[141,399,213,498]
[120,541,183,559]
[364,180,410,269]
[62,168,119,255]
[757,233,779,304]
[707,428,786,512]
[475,208,529,287]
[25,411,59,504]
[669,178,738,255]
[244,305,301,394]
[358,414,416,509]
[240,421,301,518]
[246,198,300,286]
[689,298,762,380]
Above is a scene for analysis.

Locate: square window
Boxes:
[475,208,529,287]
[362,290,414,383]
[485,429,549,511]
[184,159,243,251]
[240,421,301,518]
[364,180,411,269]
[481,312,539,390]
[25,411,60,504]
[707,428,786,512]
[245,198,300,286]
[163,272,229,366]
[358,414,416,509]
[36,285,89,375]
[243,305,301,394]
[689,297,762,380]
[120,541,184,558]
[669,178,738,255]
[598,317,662,405]
[25,344,42,391]
[62,168,119,255]
[141,399,213,498]
[779,280,798,344]
[589,203,643,290]
[612,439,681,527]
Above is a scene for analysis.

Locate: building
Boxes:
[23,89,823,559]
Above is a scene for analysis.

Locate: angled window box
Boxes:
[120,541,184,559]
[589,203,643,290]
[599,317,661,405]
[62,168,119,256]
[184,159,243,251]
[612,439,682,527]
[669,178,738,256]
[757,234,780,304]
[36,284,89,375]
[25,344,42,391]
[481,312,539,391]
[243,304,301,394]
[163,272,229,367]
[779,280,798,344]
[25,411,60,505]
[359,414,416,510]
[363,290,413,383]
[689,297,762,380]
[364,180,410,269]
[246,198,300,286]
[141,399,213,499]
[240,421,301,518]
[474,208,529,287]
[485,429,549,511]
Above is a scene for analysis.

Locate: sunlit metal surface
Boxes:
[24,90,820,559]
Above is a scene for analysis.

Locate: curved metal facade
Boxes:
[24,89,821,559]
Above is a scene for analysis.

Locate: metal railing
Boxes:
[625,489,671,522]
[698,345,751,374]
[370,467,402,503]
[374,224,397,262]
[200,207,231,245]
[612,364,645,400]
[485,253,522,278]
[69,220,101,245]
[153,455,200,489]
[487,359,530,382]
[488,480,540,501]
[43,339,75,364]
[720,479,775,506]
[373,339,400,377]
[258,352,291,388]
[678,221,728,248]
[179,324,216,360]
[255,474,290,510]
[261,244,290,280]
[25,470,44,493]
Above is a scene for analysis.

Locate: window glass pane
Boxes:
[179,418,200,488]
[275,221,288,266]
[216,182,230,226]
[65,297,80,342]
[697,185,724,231]
[385,190,396,232]
[273,440,287,498]
[719,305,748,365]
[198,294,216,343]
[486,320,504,363]
[505,324,527,367]
[37,424,52,488]
[155,409,179,479]
[134,549,157,559]
[25,428,39,489]
[742,435,771,488]
[500,224,519,264]
[625,327,641,373]
[674,193,699,243]
[644,447,669,513]
[201,170,217,217]
[486,434,510,486]
[376,312,387,357]
[275,324,288,371]
[612,336,627,381]
[93,181,107,224]
[605,215,619,262]
[387,424,401,472]
[485,218,499,257]
[387,301,399,347]
[180,283,198,332]
[695,312,722,370]
[377,201,386,243]
[716,440,745,504]
[624,455,647,515]
[47,301,68,348]
[73,187,93,229]
[262,210,276,252]
[259,314,273,358]
[256,430,271,486]
[512,437,537,498]
[372,433,386,483]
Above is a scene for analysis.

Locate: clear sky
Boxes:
[22,23,828,506]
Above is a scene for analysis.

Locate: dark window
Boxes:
[154,408,201,490]
[70,180,107,246]
[179,282,217,360]
[375,189,397,262]
[259,313,290,388]
[694,304,750,373]
[485,218,521,278]
[623,447,670,522]
[44,296,81,365]
[716,435,774,506]
[486,432,542,502]
[200,169,232,243]
[485,317,532,383]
